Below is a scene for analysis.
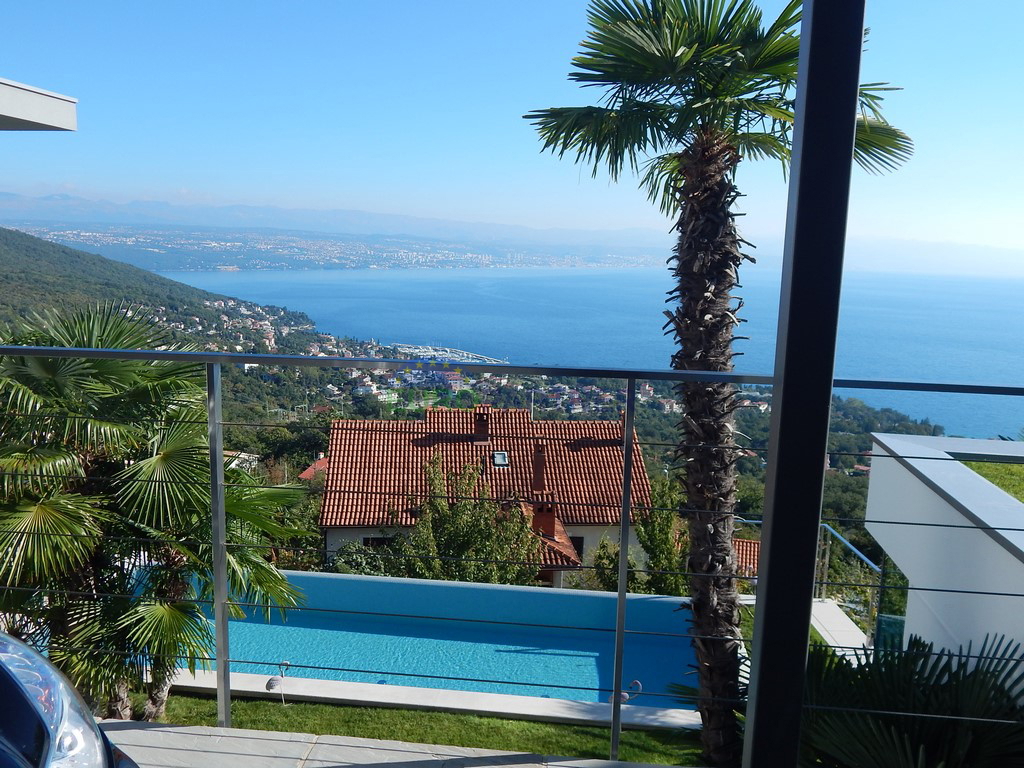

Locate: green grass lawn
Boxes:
[151,693,703,766]
[965,460,1024,501]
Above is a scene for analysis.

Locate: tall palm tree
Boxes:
[526,1,910,764]
[0,304,302,718]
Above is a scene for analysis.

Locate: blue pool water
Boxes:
[225,572,693,707]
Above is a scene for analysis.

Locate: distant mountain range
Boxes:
[8,191,1024,278]
[0,191,672,251]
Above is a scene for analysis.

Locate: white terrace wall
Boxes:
[866,434,1024,652]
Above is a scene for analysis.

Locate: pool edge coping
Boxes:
[171,669,700,731]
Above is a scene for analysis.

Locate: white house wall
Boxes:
[562,525,641,564]
[325,527,399,553]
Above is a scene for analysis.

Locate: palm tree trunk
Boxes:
[143,672,173,721]
[664,128,746,768]
[142,545,191,721]
[105,679,133,720]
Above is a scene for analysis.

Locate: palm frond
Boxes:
[0,444,85,498]
[37,302,170,351]
[117,599,213,675]
[574,1,700,91]
[0,355,98,406]
[858,82,904,122]
[724,97,793,123]
[759,0,801,44]
[226,550,303,619]
[60,415,143,458]
[116,419,210,530]
[640,152,686,215]
[733,131,791,164]
[0,493,107,582]
[225,470,311,540]
[50,597,148,701]
[853,116,914,174]
[525,102,672,179]
[0,371,48,417]
[804,715,928,768]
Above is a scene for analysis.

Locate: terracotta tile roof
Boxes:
[538,516,582,570]
[319,406,651,529]
[298,456,329,481]
[733,537,761,578]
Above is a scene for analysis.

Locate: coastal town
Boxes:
[135,295,733,420]
[13,222,663,271]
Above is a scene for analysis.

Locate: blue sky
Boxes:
[3,1,1021,273]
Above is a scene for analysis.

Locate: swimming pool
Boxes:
[227,572,694,707]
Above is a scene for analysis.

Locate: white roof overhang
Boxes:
[0,77,77,131]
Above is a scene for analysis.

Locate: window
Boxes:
[491,451,509,467]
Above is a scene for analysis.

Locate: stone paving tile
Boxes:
[101,722,317,768]
[302,734,536,767]
[99,722,676,768]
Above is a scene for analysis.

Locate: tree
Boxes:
[636,476,688,596]
[386,454,542,585]
[328,539,394,577]
[526,2,910,763]
[0,304,302,719]
[589,536,644,592]
[571,479,686,595]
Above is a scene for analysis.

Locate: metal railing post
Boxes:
[610,378,638,760]
[742,1,866,765]
[206,362,232,728]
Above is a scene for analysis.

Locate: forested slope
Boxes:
[0,226,314,331]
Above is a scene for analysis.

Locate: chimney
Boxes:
[531,442,547,493]
[532,492,556,539]
[473,404,491,443]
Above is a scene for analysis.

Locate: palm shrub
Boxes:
[0,304,303,718]
[802,636,1024,768]
[671,635,1024,766]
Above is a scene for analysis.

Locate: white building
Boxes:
[866,433,1024,651]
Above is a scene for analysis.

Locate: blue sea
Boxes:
[160,265,1024,439]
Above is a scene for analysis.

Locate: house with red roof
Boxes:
[733,538,761,581]
[298,455,329,481]
[316,405,652,586]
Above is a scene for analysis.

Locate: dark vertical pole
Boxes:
[742,1,865,766]
[876,554,889,642]
[821,534,832,600]
[207,363,232,728]
[610,378,637,760]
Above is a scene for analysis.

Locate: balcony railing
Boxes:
[4,344,1024,765]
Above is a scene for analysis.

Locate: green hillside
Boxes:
[0,226,314,330]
